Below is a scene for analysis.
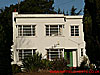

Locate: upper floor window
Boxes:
[71,26,79,36]
[46,25,64,36]
[18,25,35,36]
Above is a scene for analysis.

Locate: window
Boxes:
[18,49,36,60]
[47,49,62,60]
[18,25,35,36]
[71,26,79,36]
[46,25,64,36]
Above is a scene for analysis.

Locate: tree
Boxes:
[62,9,65,15]
[83,0,100,66]
[70,6,82,15]
[0,0,56,74]
[66,10,69,15]
[19,0,56,14]
[57,8,62,14]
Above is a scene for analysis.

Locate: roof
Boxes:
[13,12,83,19]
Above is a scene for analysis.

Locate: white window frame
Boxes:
[18,49,36,61]
[46,25,64,36]
[18,25,36,36]
[70,25,79,36]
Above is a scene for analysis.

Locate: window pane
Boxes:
[71,29,74,33]
[50,31,58,36]
[23,25,31,36]
[75,26,78,28]
[75,29,79,33]
[51,55,59,59]
[71,34,74,36]
[75,34,79,36]
[71,26,74,29]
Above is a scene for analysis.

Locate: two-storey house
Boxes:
[12,12,86,67]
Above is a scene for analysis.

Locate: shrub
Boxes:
[80,56,89,70]
[22,52,42,72]
[49,58,67,70]
[12,64,21,75]
[41,59,51,70]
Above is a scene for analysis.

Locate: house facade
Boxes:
[12,12,86,67]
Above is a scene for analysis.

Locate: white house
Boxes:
[12,12,86,67]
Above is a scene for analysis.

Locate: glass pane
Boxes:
[75,34,79,36]
[75,26,78,28]
[50,31,58,36]
[75,29,79,33]
[71,29,74,33]
[23,25,31,36]
[71,26,74,29]
[51,55,59,59]
[71,34,74,36]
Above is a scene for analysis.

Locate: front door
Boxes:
[64,50,73,67]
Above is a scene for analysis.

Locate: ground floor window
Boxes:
[18,49,36,61]
[47,49,63,60]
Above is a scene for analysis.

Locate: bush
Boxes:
[22,52,42,72]
[49,58,68,70]
[80,56,88,70]
[41,59,51,70]
[12,64,21,75]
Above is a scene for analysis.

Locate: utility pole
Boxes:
[18,0,20,13]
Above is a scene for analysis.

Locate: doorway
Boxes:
[64,50,73,67]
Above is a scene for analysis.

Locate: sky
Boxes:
[0,0,85,14]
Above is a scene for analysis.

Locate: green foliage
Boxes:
[19,0,56,14]
[83,0,100,65]
[22,53,68,71]
[41,59,51,70]
[80,56,88,69]
[66,11,69,15]
[12,64,21,75]
[57,8,62,14]
[49,58,67,70]
[22,52,42,72]
[62,9,65,15]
